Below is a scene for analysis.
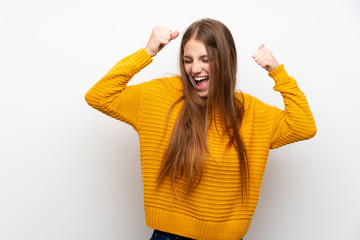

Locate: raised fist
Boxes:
[145,26,179,57]
[252,44,279,72]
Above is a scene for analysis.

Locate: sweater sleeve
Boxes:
[268,65,317,149]
[85,49,153,131]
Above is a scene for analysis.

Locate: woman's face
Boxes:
[183,39,210,97]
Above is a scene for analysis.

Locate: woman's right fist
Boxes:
[145,26,179,57]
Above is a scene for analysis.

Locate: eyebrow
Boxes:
[183,55,208,59]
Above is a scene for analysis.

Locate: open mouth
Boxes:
[193,76,209,90]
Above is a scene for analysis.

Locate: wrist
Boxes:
[144,47,155,57]
[268,63,279,72]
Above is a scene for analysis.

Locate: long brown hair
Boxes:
[157,18,248,196]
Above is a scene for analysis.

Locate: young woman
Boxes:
[85,18,316,240]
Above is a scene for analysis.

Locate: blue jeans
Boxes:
[150,230,194,240]
[150,229,243,240]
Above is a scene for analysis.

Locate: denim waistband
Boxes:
[150,229,243,240]
[150,229,194,240]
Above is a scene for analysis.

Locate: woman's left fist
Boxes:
[252,44,279,72]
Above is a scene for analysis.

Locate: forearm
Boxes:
[85,49,152,128]
[269,65,317,148]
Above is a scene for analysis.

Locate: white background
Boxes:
[1,0,359,239]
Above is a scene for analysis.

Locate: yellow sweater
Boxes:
[85,49,316,240]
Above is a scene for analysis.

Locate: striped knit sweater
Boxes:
[85,48,316,240]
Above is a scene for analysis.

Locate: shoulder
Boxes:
[235,92,255,110]
[142,75,182,88]
[140,75,183,100]
[143,75,183,91]
[158,75,183,91]
[235,92,274,112]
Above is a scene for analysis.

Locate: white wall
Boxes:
[1,0,359,239]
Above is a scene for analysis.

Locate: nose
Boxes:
[191,61,202,74]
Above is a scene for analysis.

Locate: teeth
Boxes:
[194,77,208,81]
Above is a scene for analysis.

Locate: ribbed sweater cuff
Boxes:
[267,64,288,84]
[113,48,153,74]
[132,48,153,69]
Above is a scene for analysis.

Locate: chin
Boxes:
[197,91,208,98]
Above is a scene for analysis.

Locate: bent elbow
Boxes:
[84,90,92,106]
[302,119,317,140]
[309,123,317,139]
[84,89,99,109]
